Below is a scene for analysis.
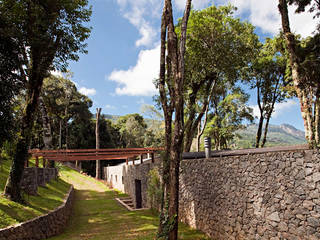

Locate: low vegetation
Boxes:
[0,158,71,229]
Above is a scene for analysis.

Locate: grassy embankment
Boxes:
[1,158,209,239]
[0,158,70,229]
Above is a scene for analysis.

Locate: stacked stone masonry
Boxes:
[20,167,58,195]
[105,148,320,239]
[0,186,74,240]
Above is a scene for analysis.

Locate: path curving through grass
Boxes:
[49,166,209,240]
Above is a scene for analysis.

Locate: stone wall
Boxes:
[0,186,74,240]
[179,149,320,240]
[20,167,58,195]
[106,147,320,239]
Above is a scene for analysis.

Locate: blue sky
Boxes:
[64,0,318,131]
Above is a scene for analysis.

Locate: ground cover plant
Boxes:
[0,158,71,229]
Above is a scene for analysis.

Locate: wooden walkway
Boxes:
[28,148,162,166]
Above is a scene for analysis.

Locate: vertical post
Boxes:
[96,108,102,179]
[204,137,211,159]
[35,156,39,167]
[126,158,128,165]
[140,154,143,164]
[133,157,135,165]
[43,158,46,168]
[151,153,154,163]
[24,158,29,168]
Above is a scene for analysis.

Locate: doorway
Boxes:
[135,179,142,209]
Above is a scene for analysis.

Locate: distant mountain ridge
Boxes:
[234,123,306,148]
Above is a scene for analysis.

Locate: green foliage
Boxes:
[204,87,254,150]
[147,168,162,211]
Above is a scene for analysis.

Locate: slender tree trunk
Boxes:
[65,106,69,149]
[278,0,315,147]
[261,116,271,148]
[158,0,192,239]
[39,96,54,167]
[59,119,62,149]
[315,92,320,145]
[96,108,101,179]
[255,84,264,148]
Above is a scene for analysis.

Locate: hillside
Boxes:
[233,123,306,149]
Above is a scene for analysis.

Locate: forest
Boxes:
[0,0,319,239]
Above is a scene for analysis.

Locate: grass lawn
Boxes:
[0,158,71,229]
[49,166,210,240]
[0,158,209,239]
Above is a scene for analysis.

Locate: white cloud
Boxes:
[226,0,317,37]
[116,0,161,47]
[105,104,116,110]
[108,45,160,96]
[251,99,298,119]
[79,87,96,96]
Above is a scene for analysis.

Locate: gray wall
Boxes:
[105,149,320,240]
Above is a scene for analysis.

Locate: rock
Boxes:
[313,172,320,183]
[307,217,320,228]
[267,212,280,222]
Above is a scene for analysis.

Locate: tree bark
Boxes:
[255,84,264,148]
[278,0,315,147]
[96,108,101,179]
[158,0,192,239]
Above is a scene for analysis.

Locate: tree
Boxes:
[278,0,320,147]
[248,37,288,148]
[116,114,147,148]
[157,0,192,239]
[2,0,92,202]
[204,86,254,150]
[176,5,259,152]
[0,12,23,148]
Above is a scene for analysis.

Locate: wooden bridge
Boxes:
[27,148,162,167]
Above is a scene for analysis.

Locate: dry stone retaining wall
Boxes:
[0,186,74,240]
[20,167,58,195]
[179,149,320,239]
[106,147,320,239]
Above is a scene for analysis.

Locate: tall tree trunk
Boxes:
[261,116,271,148]
[256,115,264,148]
[59,119,62,149]
[315,91,320,145]
[158,0,192,239]
[278,0,315,147]
[96,108,101,179]
[65,105,69,149]
[4,70,44,202]
[39,96,54,167]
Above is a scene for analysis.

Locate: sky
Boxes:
[64,0,319,131]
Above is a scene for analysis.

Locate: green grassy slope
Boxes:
[0,159,70,229]
[49,166,209,240]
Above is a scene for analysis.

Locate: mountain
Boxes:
[233,123,306,149]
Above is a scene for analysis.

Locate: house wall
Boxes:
[104,160,155,208]
[105,148,320,239]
